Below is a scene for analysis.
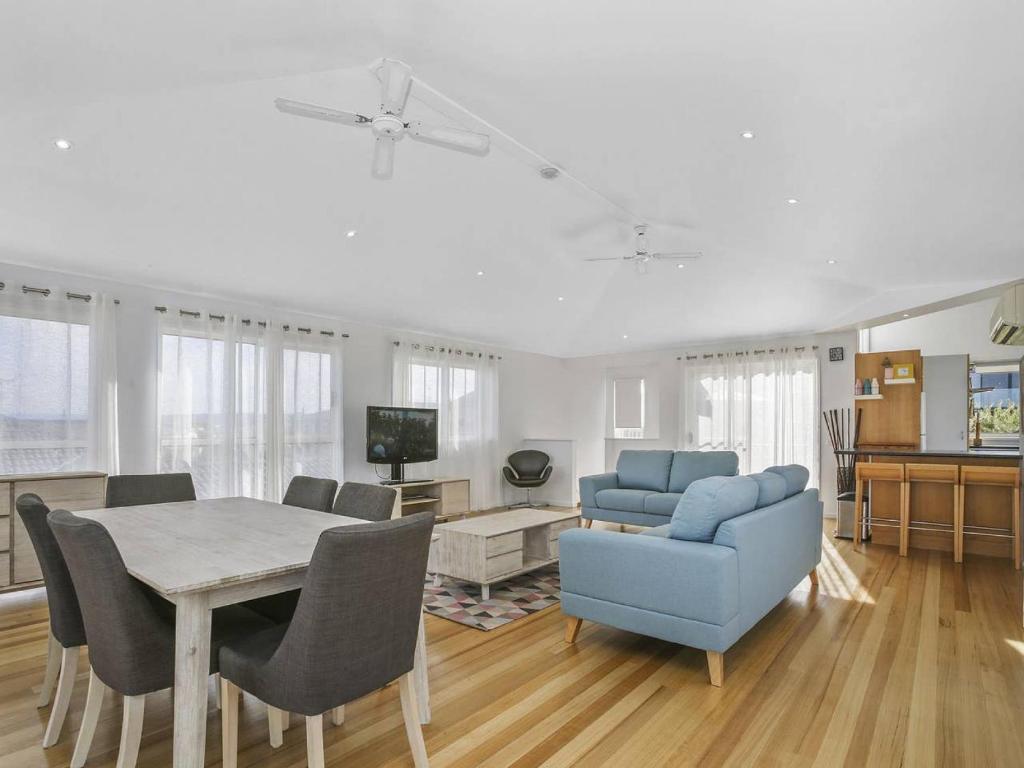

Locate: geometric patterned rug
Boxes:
[422,564,561,631]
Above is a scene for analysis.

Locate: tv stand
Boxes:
[385,477,471,522]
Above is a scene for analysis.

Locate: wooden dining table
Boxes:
[78,496,431,768]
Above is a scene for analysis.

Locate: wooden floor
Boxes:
[1,534,1023,767]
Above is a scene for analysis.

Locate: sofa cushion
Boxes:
[669,475,759,542]
[748,472,787,508]
[616,450,674,492]
[643,492,683,516]
[668,451,740,493]
[595,488,655,513]
[640,524,671,538]
[764,465,810,497]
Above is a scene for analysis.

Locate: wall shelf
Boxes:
[854,394,884,400]
[884,378,916,385]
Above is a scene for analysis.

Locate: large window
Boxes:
[0,313,90,474]
[158,315,341,500]
[970,362,1020,447]
[681,350,819,478]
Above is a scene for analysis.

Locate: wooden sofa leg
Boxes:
[583,519,593,529]
[706,651,724,687]
[809,567,819,586]
[564,616,583,644]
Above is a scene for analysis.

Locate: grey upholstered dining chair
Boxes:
[15,494,88,749]
[282,475,339,512]
[47,510,276,768]
[104,472,196,508]
[219,512,435,768]
[331,481,397,522]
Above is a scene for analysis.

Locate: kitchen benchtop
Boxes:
[836,448,1021,460]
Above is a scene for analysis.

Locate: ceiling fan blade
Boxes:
[650,252,703,260]
[372,137,397,180]
[583,256,631,262]
[407,122,490,155]
[274,98,369,126]
[379,58,413,117]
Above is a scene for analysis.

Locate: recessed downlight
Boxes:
[677,263,685,269]
[622,334,629,339]
[557,296,565,302]
[476,270,485,277]
[740,131,755,140]
[902,313,911,318]
[827,259,837,265]
[345,230,357,238]
[786,198,799,205]
[53,138,73,151]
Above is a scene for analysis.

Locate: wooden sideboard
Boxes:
[1,472,107,590]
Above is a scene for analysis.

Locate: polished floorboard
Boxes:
[1,533,1022,767]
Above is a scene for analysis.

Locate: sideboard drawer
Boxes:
[486,549,523,580]
[0,553,9,587]
[0,520,9,552]
[486,531,523,557]
[0,482,9,518]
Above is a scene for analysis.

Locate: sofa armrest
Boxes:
[579,472,618,508]
[558,529,739,626]
[712,489,822,633]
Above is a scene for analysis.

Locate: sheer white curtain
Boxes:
[392,342,501,510]
[157,311,342,500]
[0,289,119,475]
[680,348,819,479]
[281,329,343,493]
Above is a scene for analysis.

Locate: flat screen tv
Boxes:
[366,406,438,482]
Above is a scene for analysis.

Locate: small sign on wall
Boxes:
[829,346,845,362]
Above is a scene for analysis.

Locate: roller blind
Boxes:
[614,377,644,429]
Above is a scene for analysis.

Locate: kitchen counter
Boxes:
[838,448,1021,460]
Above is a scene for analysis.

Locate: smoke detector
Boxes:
[539,166,560,179]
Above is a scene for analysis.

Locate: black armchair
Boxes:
[502,449,553,508]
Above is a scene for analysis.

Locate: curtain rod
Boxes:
[153,305,348,338]
[677,345,818,361]
[393,340,503,360]
[0,282,120,304]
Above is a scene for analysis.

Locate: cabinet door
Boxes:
[12,477,106,583]
[0,482,10,587]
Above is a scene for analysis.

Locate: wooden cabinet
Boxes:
[2,472,107,588]
[390,478,471,522]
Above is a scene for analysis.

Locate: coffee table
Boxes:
[428,508,580,600]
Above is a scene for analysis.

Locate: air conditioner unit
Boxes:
[990,284,1024,345]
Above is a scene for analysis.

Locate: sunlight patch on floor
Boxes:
[819,536,875,605]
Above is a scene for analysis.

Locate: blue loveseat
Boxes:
[579,449,739,527]
[561,465,822,686]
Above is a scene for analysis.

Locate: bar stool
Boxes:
[854,463,906,547]
[958,465,1021,570]
[902,464,959,559]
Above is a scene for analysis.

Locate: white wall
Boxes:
[0,261,571,498]
[563,330,857,517]
[867,297,1020,363]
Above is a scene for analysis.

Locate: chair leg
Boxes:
[221,679,240,768]
[71,669,108,768]
[853,478,863,546]
[331,705,345,726]
[706,651,724,687]
[42,645,79,747]
[305,714,325,768]
[955,483,965,563]
[808,567,819,587]
[1013,487,1021,571]
[899,481,909,556]
[38,630,62,708]
[564,615,583,643]
[267,705,285,747]
[115,695,146,768]
[398,672,430,768]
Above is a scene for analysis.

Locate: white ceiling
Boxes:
[2,1,1023,357]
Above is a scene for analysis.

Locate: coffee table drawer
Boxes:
[487,531,523,557]
[549,518,579,538]
[486,549,523,579]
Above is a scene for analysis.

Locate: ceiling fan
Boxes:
[274,58,491,180]
[584,225,702,273]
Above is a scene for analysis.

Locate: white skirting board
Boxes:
[509,439,577,508]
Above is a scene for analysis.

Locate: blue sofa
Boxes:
[579,449,739,527]
[561,465,822,686]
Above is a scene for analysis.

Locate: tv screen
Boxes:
[366,406,438,464]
